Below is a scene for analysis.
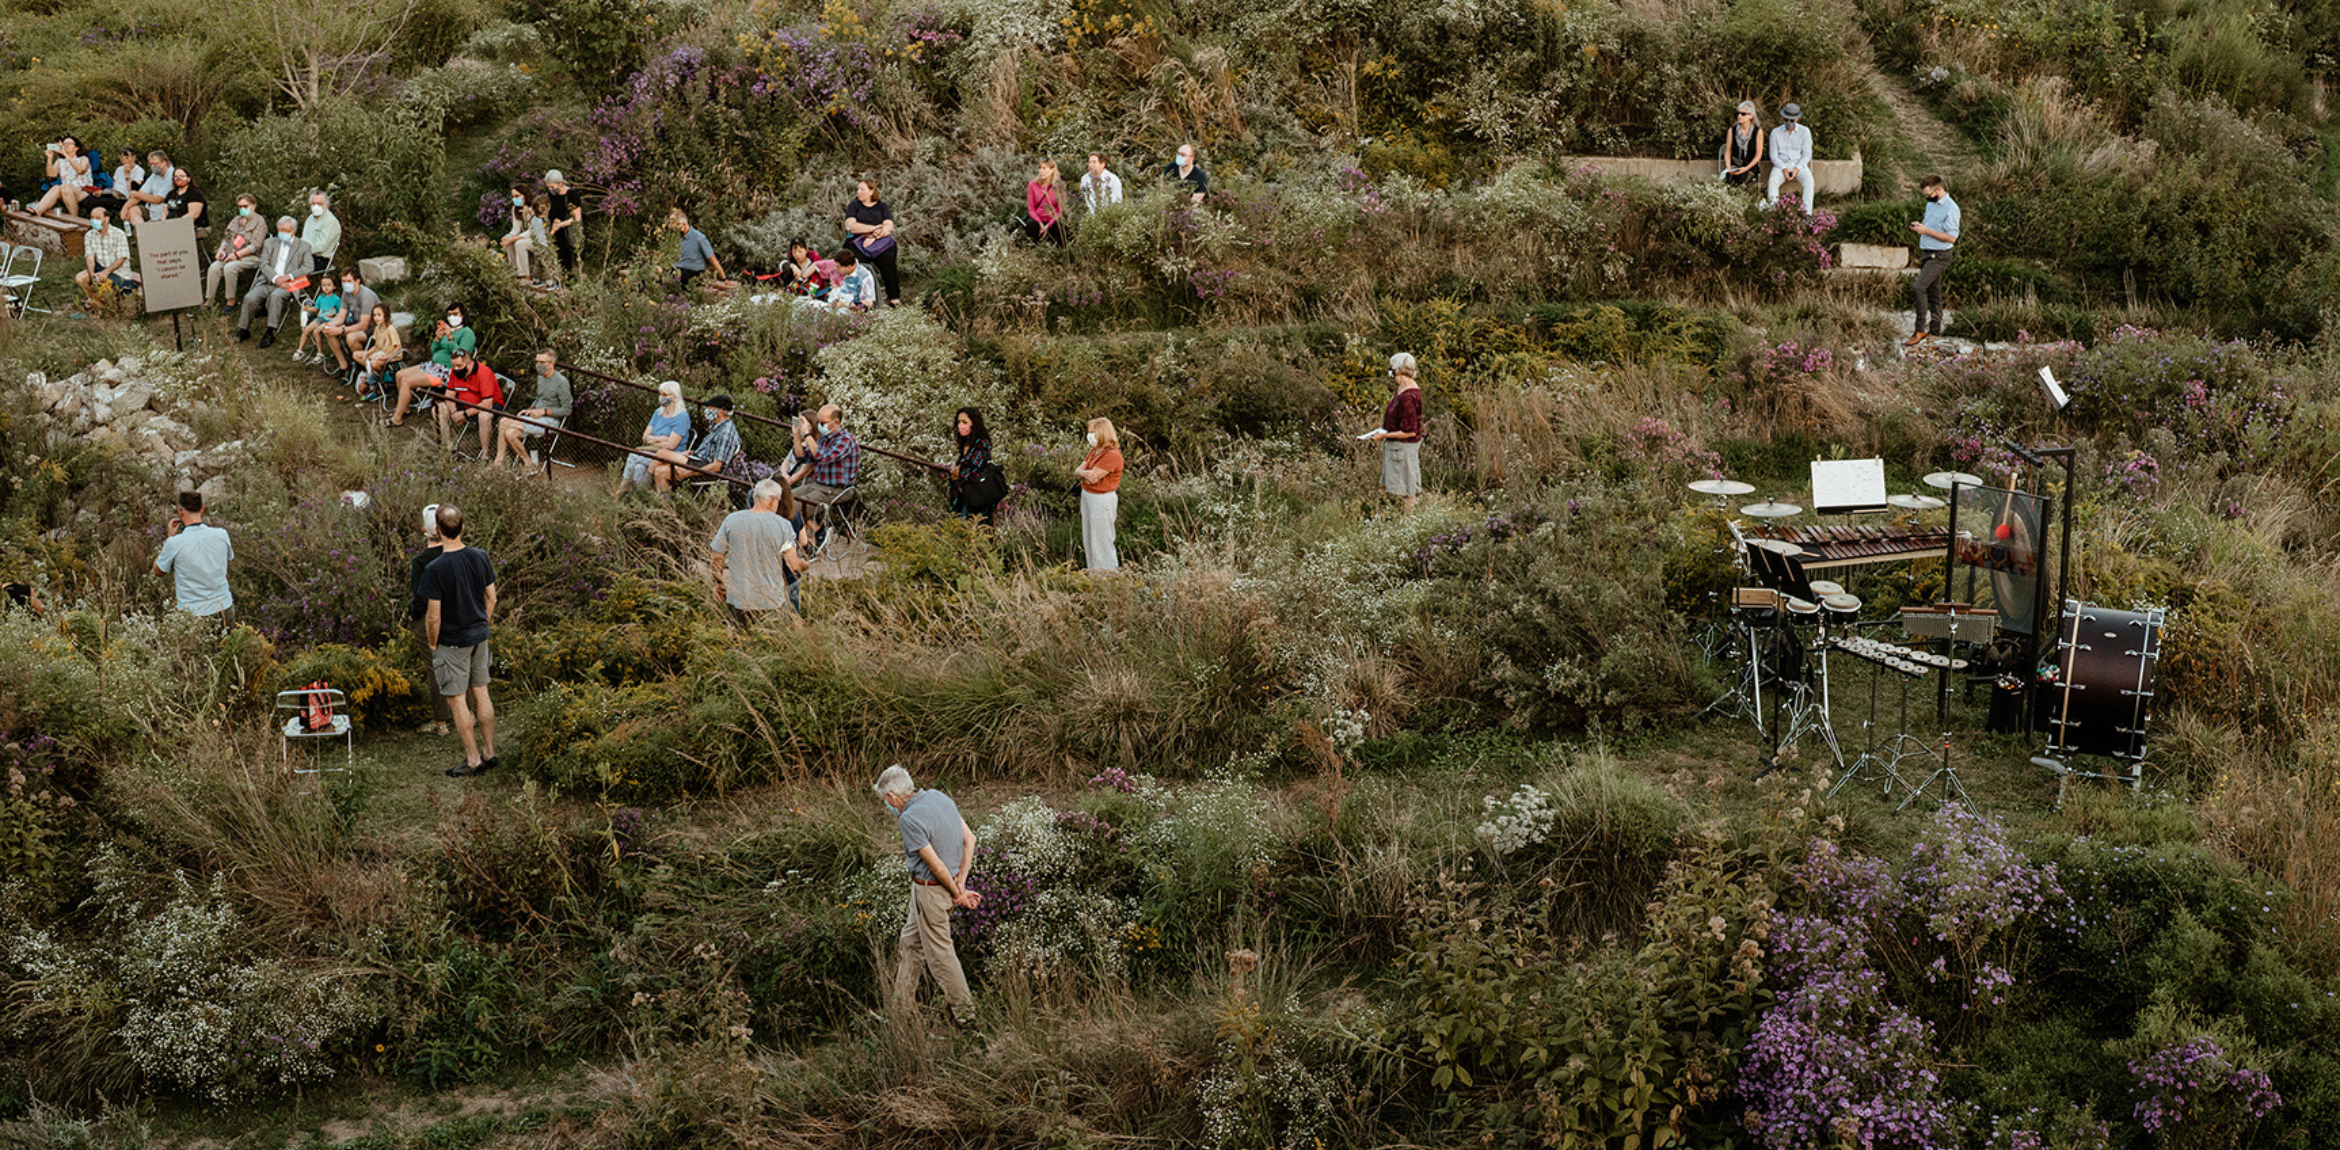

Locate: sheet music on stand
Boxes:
[1809,458,1889,515]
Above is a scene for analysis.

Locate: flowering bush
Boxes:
[2130,1036,2280,1146]
[1476,783,1557,855]
[5,850,377,1101]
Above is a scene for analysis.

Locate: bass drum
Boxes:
[2043,602,2163,761]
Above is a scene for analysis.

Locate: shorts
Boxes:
[421,362,453,383]
[432,641,491,696]
[515,415,560,438]
[1381,439,1422,497]
[100,272,138,294]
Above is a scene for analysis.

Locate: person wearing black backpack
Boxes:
[948,406,1003,524]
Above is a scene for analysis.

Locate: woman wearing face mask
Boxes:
[206,194,268,307]
[1073,418,1123,573]
[621,381,695,490]
[387,305,479,427]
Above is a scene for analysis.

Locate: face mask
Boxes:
[310,205,325,217]
[279,231,293,241]
[238,206,252,217]
[446,315,462,328]
[513,196,525,207]
[1086,432,1098,447]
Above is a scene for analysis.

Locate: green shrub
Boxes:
[207,97,450,261]
[510,679,692,799]
[867,516,1002,590]
[271,644,431,732]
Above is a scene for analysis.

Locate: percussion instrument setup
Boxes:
[1686,443,2163,806]
[2031,600,2165,808]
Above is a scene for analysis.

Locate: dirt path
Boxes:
[1868,68,1981,183]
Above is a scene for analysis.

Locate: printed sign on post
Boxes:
[135,216,202,312]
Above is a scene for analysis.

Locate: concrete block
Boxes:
[1837,243,1911,269]
[359,255,410,283]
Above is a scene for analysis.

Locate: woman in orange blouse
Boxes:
[1074,417,1123,572]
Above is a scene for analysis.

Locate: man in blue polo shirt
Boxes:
[874,764,980,1031]
[1907,173,1961,347]
[153,491,234,617]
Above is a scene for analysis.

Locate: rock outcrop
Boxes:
[27,357,249,494]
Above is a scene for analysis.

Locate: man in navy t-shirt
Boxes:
[422,503,499,777]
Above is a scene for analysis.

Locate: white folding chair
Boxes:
[276,686,353,774]
[0,245,45,318]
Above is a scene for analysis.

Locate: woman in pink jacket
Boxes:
[1022,160,1066,247]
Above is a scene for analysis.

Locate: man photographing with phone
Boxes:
[153,491,234,619]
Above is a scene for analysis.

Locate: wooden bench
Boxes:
[3,209,85,261]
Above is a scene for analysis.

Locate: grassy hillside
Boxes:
[5,0,2340,1145]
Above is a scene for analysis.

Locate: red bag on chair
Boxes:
[302,680,336,732]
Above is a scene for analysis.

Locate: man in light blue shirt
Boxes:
[1765,104,1815,212]
[874,764,979,1029]
[153,491,234,617]
[1907,174,1961,346]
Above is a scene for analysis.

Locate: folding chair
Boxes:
[1,245,45,318]
[799,485,861,557]
[276,686,352,774]
[533,419,575,477]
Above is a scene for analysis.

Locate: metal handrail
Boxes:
[555,362,949,474]
[428,389,750,487]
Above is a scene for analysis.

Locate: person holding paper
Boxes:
[1362,352,1424,512]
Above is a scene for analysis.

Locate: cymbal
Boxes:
[1923,471,1983,491]
[1888,493,1947,511]
[1688,479,1755,497]
[1749,538,1805,556]
[1741,501,1803,518]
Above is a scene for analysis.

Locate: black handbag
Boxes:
[964,462,1008,510]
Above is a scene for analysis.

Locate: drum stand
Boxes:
[1759,627,1843,779]
[1827,632,1918,801]
[1899,734,1967,810]
[1703,613,1766,734]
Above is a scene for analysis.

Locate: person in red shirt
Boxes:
[1362,351,1423,512]
[435,350,506,458]
[1023,160,1066,247]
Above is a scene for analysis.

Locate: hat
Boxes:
[544,169,566,184]
[1736,100,1757,115]
[704,394,735,412]
[423,503,442,538]
[1781,103,1802,121]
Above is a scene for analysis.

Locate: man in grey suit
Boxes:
[236,216,312,349]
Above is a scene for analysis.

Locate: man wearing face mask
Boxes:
[1905,174,1960,348]
[388,305,479,427]
[787,405,860,552]
[304,191,341,274]
[236,216,312,348]
[207,193,267,307]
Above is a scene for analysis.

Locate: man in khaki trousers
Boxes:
[875,765,980,1030]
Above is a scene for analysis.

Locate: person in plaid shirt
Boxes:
[74,208,138,302]
[787,404,860,552]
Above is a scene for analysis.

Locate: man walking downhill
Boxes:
[422,504,499,778]
[1907,174,1961,348]
[874,764,980,1032]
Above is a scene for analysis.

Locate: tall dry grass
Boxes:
[2199,728,2340,978]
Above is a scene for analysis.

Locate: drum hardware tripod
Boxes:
[1900,732,1968,810]
[1755,615,1843,781]
[1827,628,1919,801]
[1703,608,1766,734]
